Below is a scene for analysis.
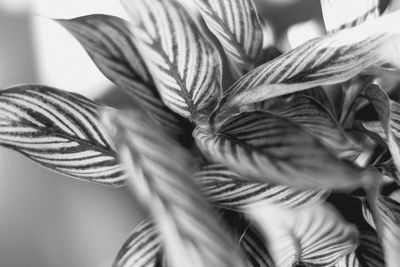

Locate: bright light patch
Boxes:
[287,20,323,48]
[31,0,128,98]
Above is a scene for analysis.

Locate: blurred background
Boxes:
[0,0,324,266]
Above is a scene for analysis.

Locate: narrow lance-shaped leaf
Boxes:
[196,164,328,210]
[249,203,358,267]
[102,109,246,267]
[357,228,385,267]
[217,10,400,113]
[0,85,126,186]
[58,15,187,137]
[195,0,264,75]
[195,111,364,190]
[114,219,162,267]
[364,84,400,184]
[121,0,223,122]
[321,0,379,33]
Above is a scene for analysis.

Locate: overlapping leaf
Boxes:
[120,0,223,122]
[0,85,126,185]
[321,0,379,33]
[249,203,358,267]
[364,84,400,183]
[102,109,245,267]
[195,164,328,210]
[336,253,360,267]
[357,228,385,267]
[195,0,264,74]
[58,15,186,137]
[363,196,400,267]
[265,94,362,160]
[195,111,363,190]
[114,219,161,267]
[216,10,400,112]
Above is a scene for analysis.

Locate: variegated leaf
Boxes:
[195,111,363,190]
[114,219,162,267]
[0,85,126,185]
[321,0,379,33]
[58,15,187,137]
[102,109,246,267]
[195,0,264,74]
[249,203,358,267]
[195,164,328,209]
[363,196,400,267]
[336,252,360,267]
[265,94,362,160]
[364,84,400,183]
[357,228,385,267]
[121,0,223,122]
[217,10,400,112]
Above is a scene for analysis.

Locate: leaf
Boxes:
[195,0,264,74]
[321,0,379,33]
[217,9,400,112]
[364,84,400,184]
[58,15,187,137]
[363,196,400,267]
[335,253,360,267]
[357,228,385,267]
[0,85,126,186]
[195,164,328,209]
[114,219,162,267]
[249,203,358,267]
[265,94,362,160]
[194,111,363,190]
[102,109,246,267]
[120,0,223,122]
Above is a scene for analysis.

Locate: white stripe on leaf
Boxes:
[321,0,379,33]
[0,85,125,186]
[102,109,246,267]
[121,0,223,123]
[195,111,363,190]
[195,0,264,75]
[58,15,187,138]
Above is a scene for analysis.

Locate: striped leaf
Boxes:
[58,15,186,137]
[0,85,126,185]
[121,0,223,122]
[194,111,363,190]
[336,253,360,267]
[321,0,379,33]
[364,84,400,184]
[249,203,358,267]
[195,164,328,209]
[357,228,385,267]
[363,196,400,267]
[102,109,246,267]
[217,10,400,112]
[195,0,264,75]
[114,219,162,267]
[264,94,362,160]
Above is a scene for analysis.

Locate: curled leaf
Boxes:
[102,109,246,267]
[58,15,187,137]
[0,85,126,185]
[196,0,264,74]
[195,111,363,190]
[121,0,223,122]
[249,203,358,267]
